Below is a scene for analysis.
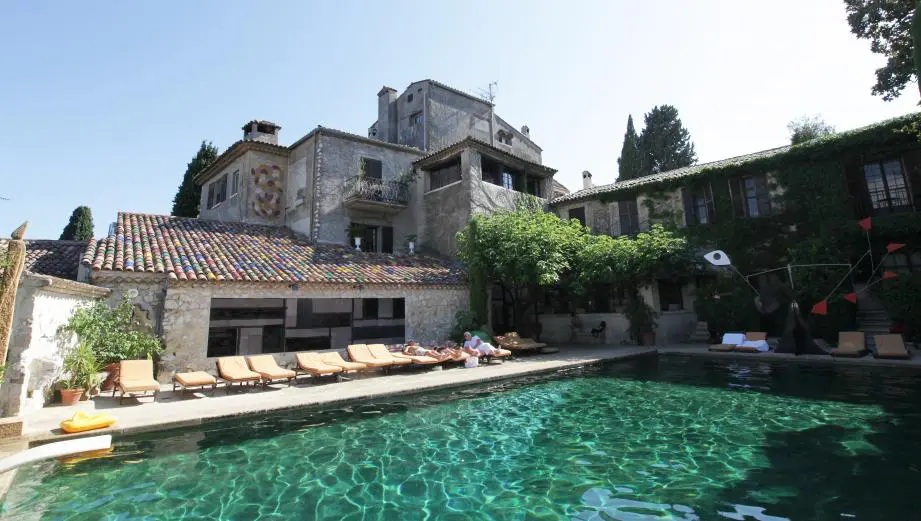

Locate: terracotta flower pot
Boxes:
[101,362,120,391]
[60,388,85,406]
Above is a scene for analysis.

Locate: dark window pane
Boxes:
[382,227,394,254]
[393,298,405,319]
[362,299,379,319]
[353,325,405,340]
[658,280,684,311]
[285,336,331,352]
[429,158,462,191]
[262,325,285,353]
[362,158,383,179]
[207,328,238,357]
[311,313,352,327]
[568,207,586,226]
[210,306,285,321]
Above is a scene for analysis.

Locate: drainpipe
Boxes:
[310,131,321,242]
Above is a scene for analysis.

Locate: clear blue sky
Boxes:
[1,0,919,239]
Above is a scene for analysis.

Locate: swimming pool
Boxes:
[3,355,921,520]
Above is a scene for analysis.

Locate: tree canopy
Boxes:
[59,206,94,241]
[617,115,643,181]
[637,105,697,176]
[172,141,219,217]
[844,0,919,100]
[788,115,836,145]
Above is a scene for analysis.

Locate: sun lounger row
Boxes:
[709,331,912,359]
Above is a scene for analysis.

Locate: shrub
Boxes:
[63,297,162,364]
[875,273,921,342]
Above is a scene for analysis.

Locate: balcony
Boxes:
[343,176,410,214]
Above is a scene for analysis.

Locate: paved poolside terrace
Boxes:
[9,342,921,447]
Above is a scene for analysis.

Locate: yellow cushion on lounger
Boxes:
[318,352,368,371]
[367,344,412,365]
[295,353,343,375]
[247,355,296,380]
[60,411,116,434]
[175,371,216,387]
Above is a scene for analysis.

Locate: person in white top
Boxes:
[462,331,499,356]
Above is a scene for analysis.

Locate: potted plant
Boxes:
[406,234,417,254]
[62,297,163,391]
[347,224,363,251]
[59,343,102,405]
[626,296,658,346]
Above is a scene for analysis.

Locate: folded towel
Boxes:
[739,340,770,352]
[721,333,746,346]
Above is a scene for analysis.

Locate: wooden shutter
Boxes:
[843,156,871,218]
[382,226,394,253]
[729,178,744,218]
[902,149,921,211]
[681,187,694,226]
[362,226,377,252]
[206,183,215,209]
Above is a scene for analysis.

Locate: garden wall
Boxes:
[0,272,109,416]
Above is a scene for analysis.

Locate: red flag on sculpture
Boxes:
[811,300,828,315]
[883,271,898,280]
[843,292,858,303]
[858,217,872,231]
[887,243,906,253]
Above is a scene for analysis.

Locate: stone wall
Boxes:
[198,155,246,222]
[314,133,421,245]
[426,84,493,152]
[285,135,316,237]
[422,182,467,257]
[0,273,109,416]
[158,282,468,380]
[538,310,696,345]
[493,116,542,163]
[243,149,290,227]
[94,275,167,336]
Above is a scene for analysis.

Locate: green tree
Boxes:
[844,0,920,100]
[456,210,589,331]
[171,141,219,217]
[616,115,643,181]
[788,115,836,145]
[637,105,697,176]
[59,206,94,241]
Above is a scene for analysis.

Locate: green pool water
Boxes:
[4,355,921,520]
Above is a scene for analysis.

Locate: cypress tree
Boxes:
[616,115,642,181]
[171,141,219,217]
[637,105,697,176]
[59,206,94,241]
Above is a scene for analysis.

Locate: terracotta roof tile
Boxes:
[83,213,465,286]
[1,239,87,280]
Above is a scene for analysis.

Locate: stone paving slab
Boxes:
[19,346,655,444]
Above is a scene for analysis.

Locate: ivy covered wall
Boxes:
[554,113,921,342]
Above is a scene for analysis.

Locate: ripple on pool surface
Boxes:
[3,356,921,520]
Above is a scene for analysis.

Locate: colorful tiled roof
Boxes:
[83,213,465,286]
[0,239,87,280]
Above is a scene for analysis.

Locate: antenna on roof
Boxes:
[477,81,497,104]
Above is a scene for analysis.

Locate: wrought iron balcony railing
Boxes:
[343,176,410,206]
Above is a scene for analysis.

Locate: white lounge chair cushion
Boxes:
[721,333,745,346]
[738,340,770,352]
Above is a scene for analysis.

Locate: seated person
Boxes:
[403,340,451,361]
[463,331,500,356]
[590,321,607,338]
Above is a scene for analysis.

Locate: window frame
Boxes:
[862,158,912,214]
[409,111,423,127]
[230,170,240,197]
[618,199,639,235]
[732,174,771,218]
[568,206,586,227]
[361,158,383,180]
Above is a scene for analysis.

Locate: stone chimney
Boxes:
[377,86,398,143]
[243,120,281,145]
[521,125,530,137]
[582,170,593,190]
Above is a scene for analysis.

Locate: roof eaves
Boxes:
[194,140,289,185]
[289,126,425,155]
[414,136,556,174]
[418,79,493,107]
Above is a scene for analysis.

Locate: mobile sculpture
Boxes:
[702,217,905,355]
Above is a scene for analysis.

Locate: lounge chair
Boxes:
[830,332,867,358]
[495,332,545,352]
[709,332,745,352]
[216,356,263,391]
[387,345,443,366]
[295,352,344,379]
[366,344,414,366]
[247,355,296,386]
[874,334,911,360]
[733,332,770,353]
[173,371,217,395]
[114,359,160,404]
[346,344,397,368]
[318,352,369,373]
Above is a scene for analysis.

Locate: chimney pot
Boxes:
[521,125,530,137]
[582,170,593,190]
